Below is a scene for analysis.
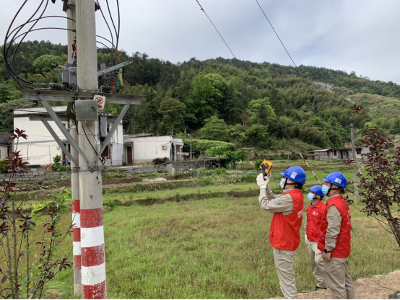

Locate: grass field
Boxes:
[5,160,391,298]
[47,193,399,299]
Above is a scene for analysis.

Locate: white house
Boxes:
[0,134,12,160]
[14,107,124,166]
[123,134,185,165]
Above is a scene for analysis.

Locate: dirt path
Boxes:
[298,270,400,299]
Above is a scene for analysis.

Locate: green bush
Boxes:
[52,164,60,171]
[0,158,10,174]
[53,154,61,163]
[254,159,263,171]
[183,138,236,156]
[59,166,67,172]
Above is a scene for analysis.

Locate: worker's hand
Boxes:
[322,252,331,262]
[256,173,269,188]
[305,235,308,245]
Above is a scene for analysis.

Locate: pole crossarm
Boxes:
[41,118,78,166]
[91,99,133,167]
[21,89,146,105]
[39,95,91,166]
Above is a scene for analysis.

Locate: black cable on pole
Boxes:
[105,0,119,49]
[4,0,48,88]
[98,2,115,60]
[116,0,121,50]
[194,0,236,59]
[254,0,297,67]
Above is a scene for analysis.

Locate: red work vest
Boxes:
[270,189,304,251]
[318,195,352,258]
[306,201,326,242]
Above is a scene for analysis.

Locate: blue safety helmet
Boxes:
[280,166,306,184]
[308,185,324,198]
[323,172,347,188]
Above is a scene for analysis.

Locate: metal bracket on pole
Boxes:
[39,95,91,166]
[78,166,108,172]
[41,118,78,166]
[90,99,133,167]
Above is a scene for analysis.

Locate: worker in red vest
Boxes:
[257,166,306,299]
[305,185,326,291]
[317,172,355,299]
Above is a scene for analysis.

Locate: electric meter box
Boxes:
[76,100,98,121]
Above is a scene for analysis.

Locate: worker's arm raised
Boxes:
[258,187,294,215]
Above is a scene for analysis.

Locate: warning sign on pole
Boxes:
[94,95,106,110]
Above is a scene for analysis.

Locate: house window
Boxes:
[333,150,337,156]
[356,148,362,155]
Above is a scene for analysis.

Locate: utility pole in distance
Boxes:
[66,0,82,296]
[350,123,359,204]
[76,2,106,298]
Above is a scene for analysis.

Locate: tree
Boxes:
[0,99,35,133]
[157,97,186,134]
[189,73,227,122]
[0,84,21,103]
[354,128,400,250]
[33,55,65,74]
[199,116,230,142]
[246,124,270,148]
[246,98,277,125]
[205,146,247,168]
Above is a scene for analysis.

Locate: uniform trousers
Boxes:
[324,256,355,299]
[273,247,297,299]
[307,240,326,288]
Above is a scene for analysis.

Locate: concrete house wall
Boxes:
[14,107,123,166]
[123,135,184,165]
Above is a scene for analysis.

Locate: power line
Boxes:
[195,0,236,59]
[254,0,297,67]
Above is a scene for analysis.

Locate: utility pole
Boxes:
[350,124,359,204]
[71,124,81,295]
[190,134,192,160]
[66,1,81,296]
[76,2,106,298]
[67,0,76,63]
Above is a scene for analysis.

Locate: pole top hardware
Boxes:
[20,89,146,105]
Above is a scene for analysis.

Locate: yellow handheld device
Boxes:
[259,160,274,179]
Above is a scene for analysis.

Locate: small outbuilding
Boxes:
[310,143,368,162]
[123,134,185,165]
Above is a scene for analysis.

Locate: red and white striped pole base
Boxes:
[72,200,82,294]
[81,208,106,298]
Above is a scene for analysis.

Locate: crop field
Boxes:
[3,160,399,298]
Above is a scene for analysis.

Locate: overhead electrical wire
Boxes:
[194,0,236,59]
[254,0,297,67]
[116,0,121,50]
[105,0,119,50]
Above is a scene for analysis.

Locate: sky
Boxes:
[2,0,400,84]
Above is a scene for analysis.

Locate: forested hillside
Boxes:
[1,41,400,151]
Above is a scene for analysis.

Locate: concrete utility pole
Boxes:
[190,134,192,160]
[66,1,82,296]
[67,0,76,63]
[76,2,106,298]
[350,124,359,204]
[71,124,81,295]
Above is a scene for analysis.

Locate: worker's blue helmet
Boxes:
[280,166,306,184]
[323,172,347,188]
[309,185,324,198]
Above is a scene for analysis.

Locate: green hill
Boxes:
[1,41,399,151]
